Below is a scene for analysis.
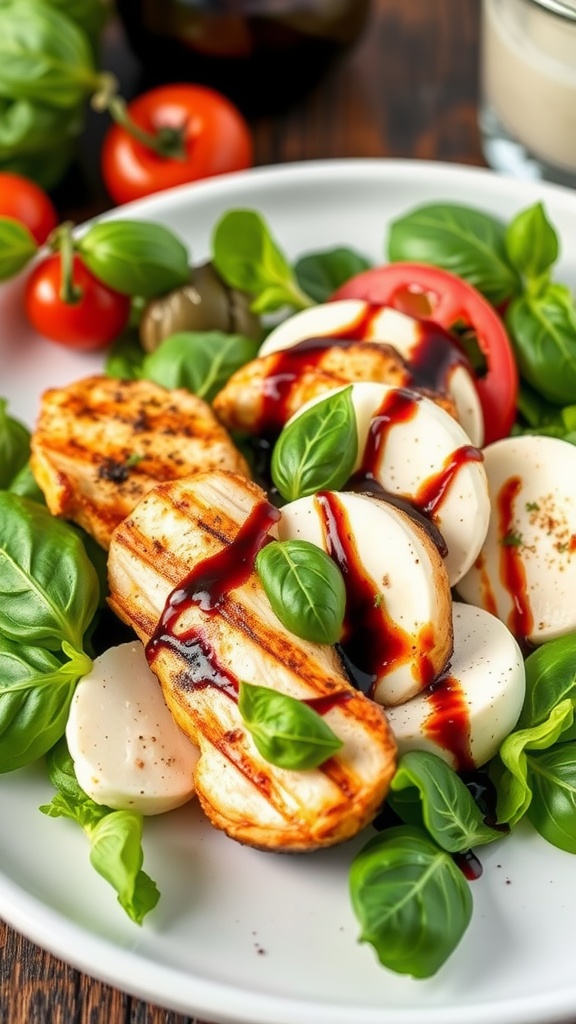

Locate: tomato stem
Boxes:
[92,76,187,160]
[54,222,82,305]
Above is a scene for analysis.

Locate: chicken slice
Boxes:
[107,470,397,851]
[30,375,250,549]
[212,341,456,435]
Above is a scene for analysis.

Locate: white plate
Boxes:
[2,159,576,1024]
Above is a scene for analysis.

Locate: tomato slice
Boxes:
[331,263,518,445]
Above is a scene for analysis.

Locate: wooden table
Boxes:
[1,1,485,1020]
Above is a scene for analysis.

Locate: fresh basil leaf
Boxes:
[526,744,576,853]
[514,384,576,444]
[89,811,160,925]
[40,0,106,45]
[104,328,145,381]
[44,734,95,805]
[506,284,576,405]
[387,202,521,306]
[0,2,97,108]
[41,740,160,924]
[255,539,345,645]
[492,699,574,826]
[0,493,100,651]
[212,209,314,314]
[517,633,576,732]
[0,397,31,487]
[238,680,343,770]
[0,217,37,280]
[505,202,559,288]
[349,825,473,978]
[0,637,89,772]
[8,462,45,503]
[389,751,504,851]
[141,330,260,403]
[294,247,372,303]
[271,386,358,501]
[79,220,190,298]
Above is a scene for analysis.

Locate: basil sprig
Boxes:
[256,539,345,645]
[349,825,473,979]
[41,739,160,924]
[212,209,314,314]
[78,221,190,298]
[271,387,358,501]
[0,494,99,772]
[238,681,342,770]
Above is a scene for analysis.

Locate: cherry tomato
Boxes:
[101,84,253,206]
[331,262,518,445]
[25,253,131,351]
[0,172,58,245]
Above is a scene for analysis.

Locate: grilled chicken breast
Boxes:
[107,470,397,851]
[213,341,457,434]
[30,375,250,549]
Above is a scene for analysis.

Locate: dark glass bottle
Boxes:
[116,0,371,115]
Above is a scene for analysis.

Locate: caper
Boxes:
[139,261,261,353]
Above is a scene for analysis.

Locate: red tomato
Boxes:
[0,172,58,245]
[101,84,253,206]
[25,253,131,351]
[332,263,518,445]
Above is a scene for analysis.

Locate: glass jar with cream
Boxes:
[479,0,576,188]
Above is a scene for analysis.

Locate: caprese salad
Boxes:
[1,195,576,981]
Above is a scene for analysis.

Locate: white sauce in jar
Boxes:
[481,0,576,174]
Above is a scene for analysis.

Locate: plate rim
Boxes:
[3,156,576,1024]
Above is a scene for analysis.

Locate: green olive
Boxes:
[139,261,261,353]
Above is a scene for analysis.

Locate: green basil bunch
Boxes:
[0,1,102,188]
[491,632,576,847]
[0,493,99,772]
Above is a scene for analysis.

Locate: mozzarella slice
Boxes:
[286,381,490,586]
[66,641,199,815]
[260,299,484,445]
[385,602,526,770]
[277,490,453,706]
[456,434,576,644]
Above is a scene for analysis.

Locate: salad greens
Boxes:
[389,199,576,441]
